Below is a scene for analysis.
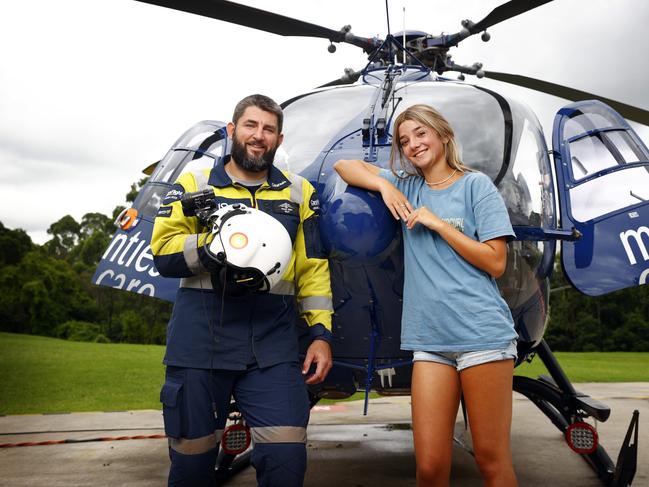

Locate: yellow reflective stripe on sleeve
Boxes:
[168,430,223,455]
[249,426,306,444]
[183,234,204,274]
[298,296,333,313]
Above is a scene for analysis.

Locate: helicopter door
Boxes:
[552,100,649,296]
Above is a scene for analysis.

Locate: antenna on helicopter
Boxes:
[402,7,406,66]
[384,0,391,37]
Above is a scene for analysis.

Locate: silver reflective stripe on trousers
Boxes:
[180,273,213,290]
[169,429,223,455]
[250,426,307,444]
[298,296,333,313]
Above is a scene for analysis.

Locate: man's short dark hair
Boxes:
[232,94,283,133]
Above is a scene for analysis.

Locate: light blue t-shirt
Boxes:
[380,169,517,352]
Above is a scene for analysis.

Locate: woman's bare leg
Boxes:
[411,361,461,487]
[460,360,517,487]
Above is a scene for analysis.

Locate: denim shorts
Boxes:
[412,340,517,371]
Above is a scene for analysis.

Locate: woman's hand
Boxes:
[379,180,413,221]
[405,206,444,231]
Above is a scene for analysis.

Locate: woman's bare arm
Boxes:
[333,159,413,220]
[406,207,508,278]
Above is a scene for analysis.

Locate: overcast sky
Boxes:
[1,0,648,244]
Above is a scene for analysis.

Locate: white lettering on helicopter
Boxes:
[94,269,156,296]
[101,231,160,277]
[640,268,649,285]
[619,225,649,265]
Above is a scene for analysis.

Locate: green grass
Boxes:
[514,351,649,382]
[1,332,648,415]
[0,332,165,415]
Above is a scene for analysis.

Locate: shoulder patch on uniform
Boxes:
[162,184,185,205]
[157,206,173,218]
[273,200,300,216]
[309,193,321,213]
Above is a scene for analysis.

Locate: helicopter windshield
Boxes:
[279,85,377,173]
[281,83,508,179]
[391,83,553,227]
[281,81,552,227]
[149,123,227,184]
[134,122,228,221]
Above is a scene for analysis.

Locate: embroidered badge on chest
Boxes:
[273,201,299,216]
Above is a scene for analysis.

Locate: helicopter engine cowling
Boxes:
[319,172,399,263]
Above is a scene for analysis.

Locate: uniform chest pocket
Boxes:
[258,200,300,243]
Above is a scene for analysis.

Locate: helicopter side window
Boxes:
[569,135,618,179]
[503,118,548,226]
[567,134,649,222]
[604,131,645,163]
[563,112,613,139]
[569,130,642,180]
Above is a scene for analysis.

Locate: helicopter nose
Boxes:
[319,173,399,262]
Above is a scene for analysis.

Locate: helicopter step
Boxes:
[514,340,639,486]
[536,375,611,422]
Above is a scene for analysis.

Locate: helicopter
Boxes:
[91,0,647,485]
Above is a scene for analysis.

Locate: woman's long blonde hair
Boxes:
[389,104,470,178]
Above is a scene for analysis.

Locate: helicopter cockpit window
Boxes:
[567,132,649,222]
[149,124,226,184]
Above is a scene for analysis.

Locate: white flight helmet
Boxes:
[206,203,293,293]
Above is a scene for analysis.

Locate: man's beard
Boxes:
[230,132,278,173]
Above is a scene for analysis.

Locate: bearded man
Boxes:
[151,94,333,487]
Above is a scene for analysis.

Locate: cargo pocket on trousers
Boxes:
[160,381,183,438]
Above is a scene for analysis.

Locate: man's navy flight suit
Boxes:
[151,158,333,486]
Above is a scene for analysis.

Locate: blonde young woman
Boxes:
[334,104,518,487]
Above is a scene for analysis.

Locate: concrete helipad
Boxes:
[0,383,646,486]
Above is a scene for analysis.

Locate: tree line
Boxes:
[0,179,171,345]
[0,182,647,350]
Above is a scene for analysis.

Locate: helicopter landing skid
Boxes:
[514,340,639,486]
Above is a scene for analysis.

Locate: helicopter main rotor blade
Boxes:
[134,0,376,51]
[470,0,554,34]
[484,71,649,126]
